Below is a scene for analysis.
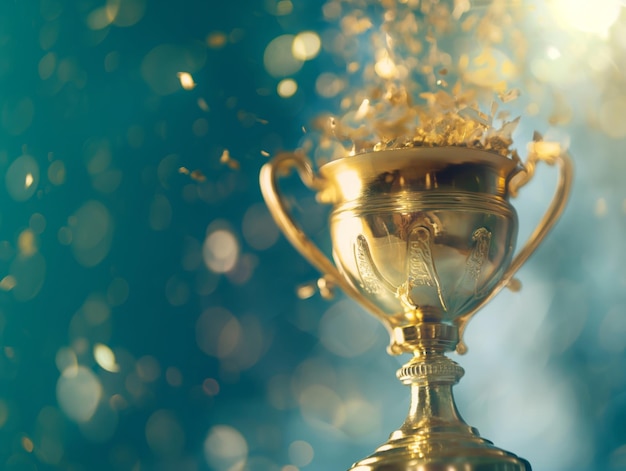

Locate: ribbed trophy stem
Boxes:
[347,330,531,471]
[394,353,477,438]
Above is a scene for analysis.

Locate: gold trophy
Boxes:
[260,145,572,470]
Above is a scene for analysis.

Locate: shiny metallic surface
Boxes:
[259,146,573,471]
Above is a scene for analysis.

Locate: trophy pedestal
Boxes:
[349,434,530,471]
[348,336,531,471]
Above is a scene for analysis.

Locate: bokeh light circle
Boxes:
[264,35,303,78]
[204,425,248,471]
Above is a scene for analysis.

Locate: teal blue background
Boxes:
[1,1,626,471]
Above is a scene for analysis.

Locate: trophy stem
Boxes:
[348,342,531,471]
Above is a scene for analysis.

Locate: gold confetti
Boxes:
[177,72,196,90]
[197,98,210,111]
[179,167,206,182]
[0,275,16,291]
[296,282,316,300]
[302,0,536,161]
[190,170,206,182]
[220,149,240,170]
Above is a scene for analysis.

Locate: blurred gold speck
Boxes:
[220,149,240,170]
[296,282,316,300]
[197,97,210,111]
[178,167,206,182]
[207,31,227,49]
[21,436,34,453]
[0,275,17,291]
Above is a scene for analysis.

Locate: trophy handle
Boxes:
[259,152,392,331]
[455,147,573,354]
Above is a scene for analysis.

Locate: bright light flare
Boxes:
[292,31,321,61]
[374,51,397,79]
[277,78,298,98]
[548,0,622,38]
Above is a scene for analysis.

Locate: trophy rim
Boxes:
[316,146,523,204]
[319,146,522,177]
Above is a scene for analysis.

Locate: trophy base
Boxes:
[347,349,531,471]
[348,432,531,471]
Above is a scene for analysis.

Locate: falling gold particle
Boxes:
[179,167,206,182]
[197,97,210,111]
[21,436,34,453]
[527,140,561,160]
[507,278,522,292]
[190,170,206,182]
[177,71,196,90]
[0,275,16,291]
[256,117,269,125]
[296,0,543,161]
[93,343,120,373]
[354,98,371,120]
[261,150,270,157]
[296,282,316,300]
[220,149,240,170]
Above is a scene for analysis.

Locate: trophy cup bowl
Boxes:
[260,146,572,471]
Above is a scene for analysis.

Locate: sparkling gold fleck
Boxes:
[296,282,316,300]
[0,275,17,291]
[94,343,120,373]
[190,170,206,182]
[21,436,34,453]
[177,71,196,90]
[220,149,240,170]
[197,97,210,111]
